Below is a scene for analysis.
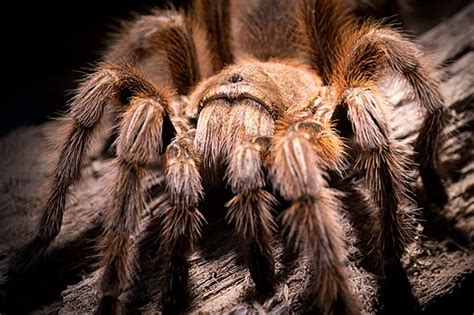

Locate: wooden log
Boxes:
[0,3,472,315]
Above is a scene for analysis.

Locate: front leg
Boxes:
[225,136,277,294]
[271,117,359,315]
[159,131,205,313]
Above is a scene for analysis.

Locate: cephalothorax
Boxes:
[12,0,447,314]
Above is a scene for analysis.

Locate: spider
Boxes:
[10,0,447,314]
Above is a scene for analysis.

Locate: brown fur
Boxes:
[297,0,355,83]
[116,97,166,165]
[330,25,447,204]
[151,14,203,95]
[97,78,176,309]
[194,97,275,186]
[232,0,300,61]
[340,88,412,264]
[39,62,168,241]
[271,117,359,314]
[17,1,449,314]
[39,127,94,241]
[193,0,234,72]
[165,132,203,210]
[99,163,145,304]
[226,137,277,291]
[160,133,205,258]
[159,130,206,310]
[106,10,213,95]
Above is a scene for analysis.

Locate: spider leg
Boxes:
[270,117,359,315]
[299,0,447,206]
[225,136,277,294]
[100,10,210,157]
[96,97,164,314]
[11,6,208,274]
[297,0,353,83]
[326,24,449,312]
[159,131,205,312]
[96,10,209,313]
[332,87,417,313]
[11,12,204,273]
[9,63,175,276]
[336,26,447,206]
[193,0,234,72]
[107,10,210,95]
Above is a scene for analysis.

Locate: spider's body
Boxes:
[193,60,331,165]
[11,1,448,314]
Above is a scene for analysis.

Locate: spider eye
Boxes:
[228,73,244,83]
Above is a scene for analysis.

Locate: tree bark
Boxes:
[0,3,472,315]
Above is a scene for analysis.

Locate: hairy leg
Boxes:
[159,131,205,312]
[10,6,210,275]
[332,87,417,313]
[270,117,358,315]
[96,84,174,315]
[9,64,173,275]
[322,19,448,312]
[192,0,234,72]
[225,136,277,294]
[296,0,354,83]
[232,0,300,61]
[298,0,447,205]
[107,9,211,95]
[333,25,447,206]
[101,10,212,312]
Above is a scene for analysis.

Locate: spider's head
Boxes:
[190,61,322,186]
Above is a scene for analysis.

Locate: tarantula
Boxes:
[11,0,447,314]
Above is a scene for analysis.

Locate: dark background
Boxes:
[1,0,187,136]
[0,0,469,137]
